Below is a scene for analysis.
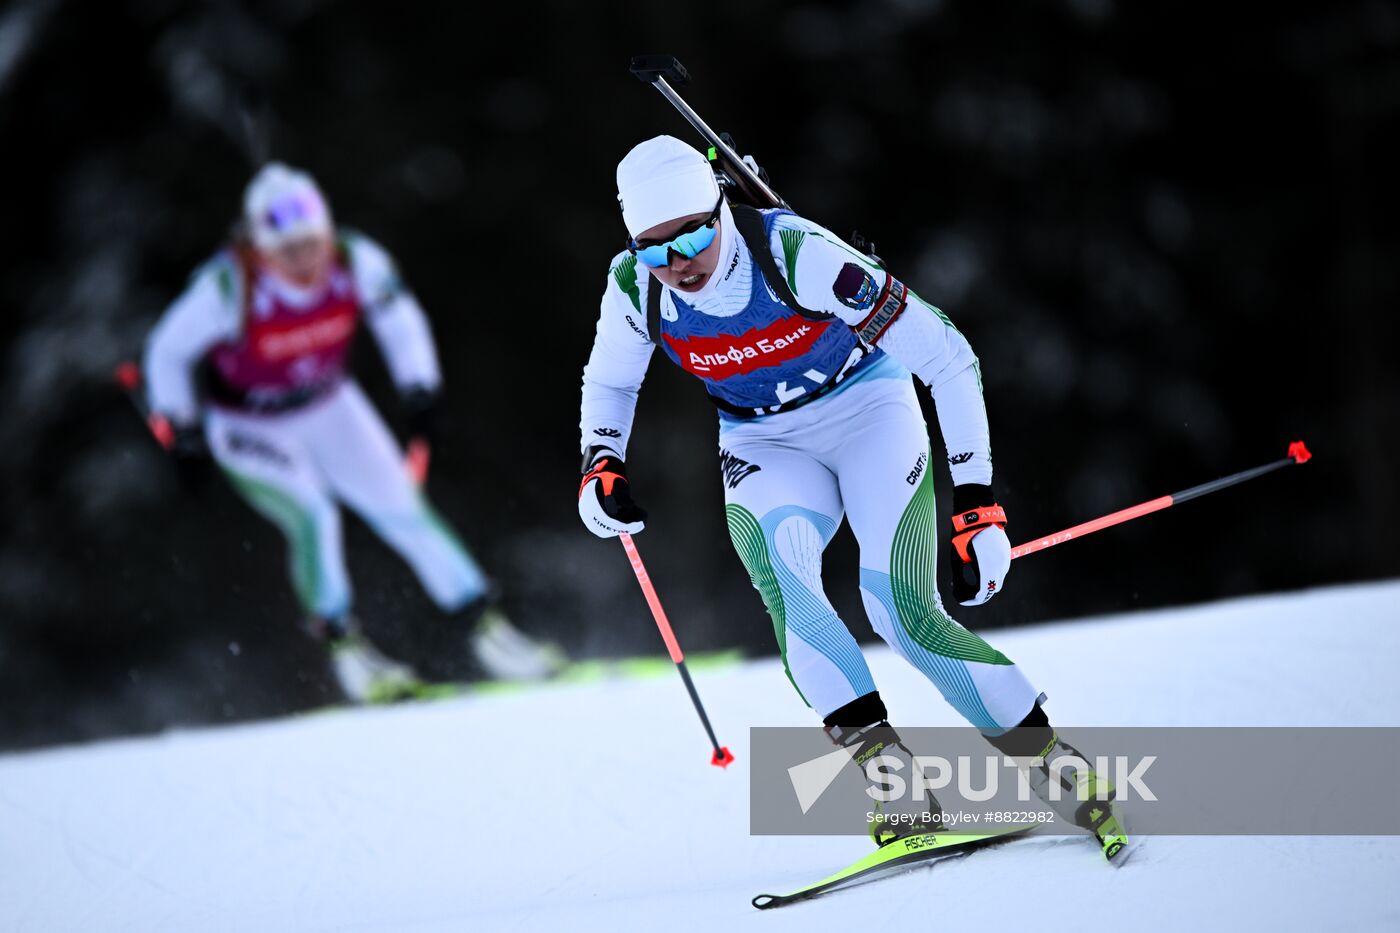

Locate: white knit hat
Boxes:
[616,135,721,238]
[243,162,333,250]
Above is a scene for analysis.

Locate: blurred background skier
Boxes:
[143,162,560,701]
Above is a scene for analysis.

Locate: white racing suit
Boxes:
[144,230,487,624]
[580,203,1039,734]
[203,382,486,620]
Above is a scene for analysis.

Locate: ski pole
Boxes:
[629,55,786,210]
[618,532,735,769]
[114,360,175,450]
[405,438,431,486]
[1010,441,1313,560]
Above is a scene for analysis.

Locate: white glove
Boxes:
[578,453,647,539]
[950,485,1011,606]
[958,525,1011,606]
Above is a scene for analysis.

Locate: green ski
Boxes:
[302,649,746,713]
[751,823,1038,910]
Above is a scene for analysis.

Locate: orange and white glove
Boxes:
[578,449,648,539]
[949,484,1011,606]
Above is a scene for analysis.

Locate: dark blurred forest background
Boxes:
[1,0,1396,751]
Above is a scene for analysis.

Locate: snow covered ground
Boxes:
[3,580,1398,932]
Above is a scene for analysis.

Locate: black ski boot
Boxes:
[825,693,946,847]
[989,702,1129,861]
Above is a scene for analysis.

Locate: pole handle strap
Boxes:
[951,504,1007,564]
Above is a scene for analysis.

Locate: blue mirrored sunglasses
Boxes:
[628,194,723,269]
[264,193,325,231]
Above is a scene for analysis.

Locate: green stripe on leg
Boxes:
[222,469,324,614]
[726,503,809,705]
[889,450,1011,665]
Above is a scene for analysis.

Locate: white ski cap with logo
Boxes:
[243,162,333,251]
[616,135,721,238]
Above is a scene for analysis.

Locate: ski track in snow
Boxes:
[2,580,1399,932]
